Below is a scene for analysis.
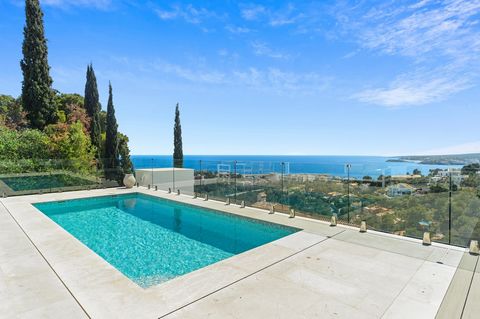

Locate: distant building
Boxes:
[430,176,443,183]
[387,183,415,197]
[434,168,467,185]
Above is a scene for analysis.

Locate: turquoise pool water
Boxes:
[34,193,297,288]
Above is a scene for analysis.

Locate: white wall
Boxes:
[135,168,194,194]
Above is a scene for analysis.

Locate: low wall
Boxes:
[135,168,194,194]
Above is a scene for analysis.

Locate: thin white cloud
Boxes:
[232,67,330,95]
[128,58,331,95]
[151,60,226,84]
[355,66,473,107]
[359,0,480,58]
[239,3,303,27]
[225,25,252,34]
[251,41,290,59]
[268,4,302,27]
[336,0,480,107]
[420,141,480,155]
[240,4,266,20]
[155,4,219,24]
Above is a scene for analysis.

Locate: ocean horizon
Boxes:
[131,155,463,179]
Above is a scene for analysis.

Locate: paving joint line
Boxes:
[460,255,479,318]
[0,200,92,319]
[158,230,345,318]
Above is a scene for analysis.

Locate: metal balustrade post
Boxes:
[346,164,351,223]
[151,158,154,189]
[173,165,176,191]
[449,172,452,245]
[281,162,285,210]
[199,160,202,188]
[234,161,237,204]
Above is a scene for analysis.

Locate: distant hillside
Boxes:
[392,153,480,165]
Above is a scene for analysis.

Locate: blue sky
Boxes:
[0,0,479,156]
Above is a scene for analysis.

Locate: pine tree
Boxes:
[173,103,183,168]
[20,0,57,129]
[104,83,119,180]
[84,64,102,156]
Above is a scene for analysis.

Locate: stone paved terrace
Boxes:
[1,187,479,319]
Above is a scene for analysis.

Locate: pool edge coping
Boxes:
[0,187,331,318]
[0,187,467,318]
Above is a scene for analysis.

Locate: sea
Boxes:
[131,155,463,179]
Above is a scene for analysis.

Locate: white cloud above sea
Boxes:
[354,65,473,107]
[20,0,480,107]
[420,141,480,155]
[236,0,480,107]
[111,56,330,96]
[344,0,480,107]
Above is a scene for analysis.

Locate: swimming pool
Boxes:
[34,193,298,288]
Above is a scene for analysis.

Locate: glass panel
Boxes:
[451,168,480,246]
[5,155,479,248]
[0,158,104,196]
[349,164,450,243]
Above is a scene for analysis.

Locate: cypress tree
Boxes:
[20,0,57,129]
[104,82,119,179]
[173,103,183,168]
[84,64,102,156]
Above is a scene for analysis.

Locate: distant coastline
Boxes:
[386,159,412,163]
[131,155,468,178]
[394,153,480,165]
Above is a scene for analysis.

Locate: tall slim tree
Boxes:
[173,103,183,168]
[20,0,57,129]
[84,64,102,155]
[104,82,119,179]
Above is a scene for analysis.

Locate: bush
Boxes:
[0,127,51,159]
[45,121,95,173]
[0,127,53,173]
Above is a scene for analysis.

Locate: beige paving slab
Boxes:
[332,229,463,262]
[382,261,457,319]
[435,253,478,319]
[460,256,480,319]
[2,189,324,318]
[163,237,454,319]
[0,202,87,319]
[163,271,375,319]
[427,247,466,268]
[0,188,466,318]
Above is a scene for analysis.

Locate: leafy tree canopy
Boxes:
[462,163,480,175]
